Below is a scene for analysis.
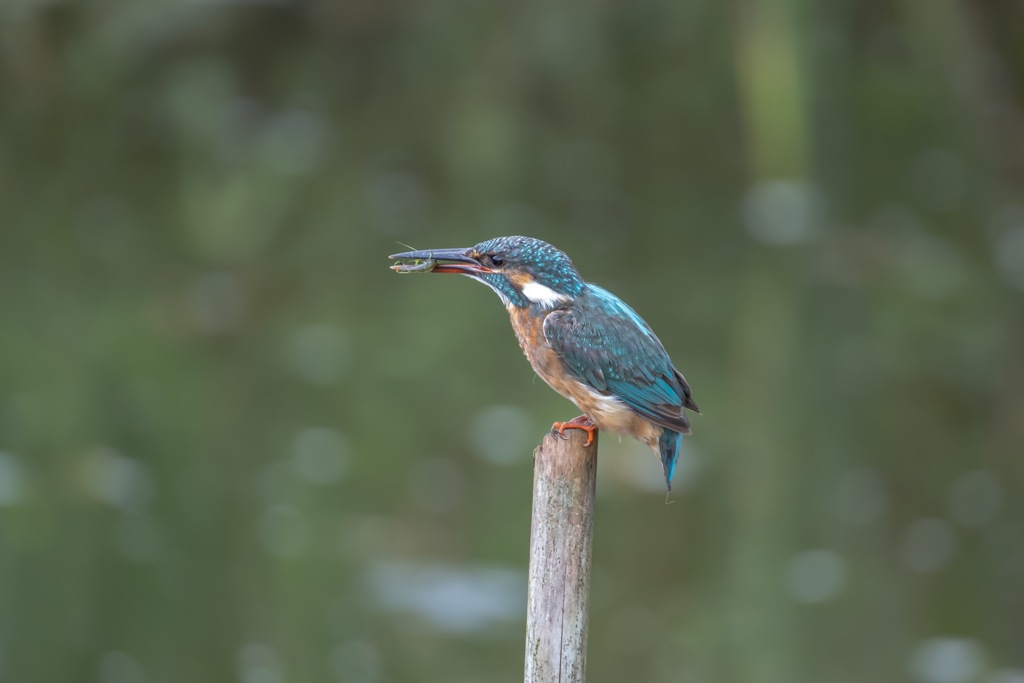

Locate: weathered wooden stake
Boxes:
[524,428,598,683]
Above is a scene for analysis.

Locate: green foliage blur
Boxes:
[2,1,1023,682]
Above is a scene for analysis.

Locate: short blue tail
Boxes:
[658,428,683,491]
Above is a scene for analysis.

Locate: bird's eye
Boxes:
[490,254,504,266]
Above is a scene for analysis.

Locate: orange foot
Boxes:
[551,415,597,447]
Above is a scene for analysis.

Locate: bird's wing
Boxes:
[543,284,698,435]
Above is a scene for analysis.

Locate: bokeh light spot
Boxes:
[992,224,1024,293]
[237,643,285,683]
[290,427,351,486]
[909,638,985,683]
[81,448,153,512]
[786,549,847,603]
[0,451,29,506]
[366,562,525,634]
[742,180,821,246]
[470,405,535,465]
[990,669,1024,683]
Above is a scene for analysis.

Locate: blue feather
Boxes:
[658,428,682,489]
[544,283,697,435]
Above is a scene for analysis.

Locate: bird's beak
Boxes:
[389,247,494,275]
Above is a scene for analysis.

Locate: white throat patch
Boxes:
[522,280,569,308]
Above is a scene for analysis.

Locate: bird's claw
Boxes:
[550,416,597,447]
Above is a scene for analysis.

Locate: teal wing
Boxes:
[542,285,698,434]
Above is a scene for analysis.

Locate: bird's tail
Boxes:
[658,428,683,491]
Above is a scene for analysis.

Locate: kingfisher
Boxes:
[390,236,699,490]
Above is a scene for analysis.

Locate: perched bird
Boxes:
[390,236,699,490]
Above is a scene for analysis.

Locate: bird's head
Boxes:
[390,236,585,309]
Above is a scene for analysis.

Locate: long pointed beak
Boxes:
[389,247,493,275]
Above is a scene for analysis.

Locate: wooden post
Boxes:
[524,428,598,683]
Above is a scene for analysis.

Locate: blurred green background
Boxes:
[2,0,1024,682]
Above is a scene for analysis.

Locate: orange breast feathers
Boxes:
[508,308,561,388]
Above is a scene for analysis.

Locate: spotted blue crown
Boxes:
[474,236,585,299]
